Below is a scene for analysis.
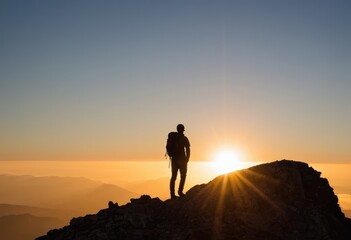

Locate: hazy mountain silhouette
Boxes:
[127,177,170,200]
[0,204,77,222]
[0,175,139,240]
[0,214,65,240]
[0,175,138,213]
[38,160,351,240]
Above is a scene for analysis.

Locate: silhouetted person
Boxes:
[168,124,190,199]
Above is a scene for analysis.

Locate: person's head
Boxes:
[177,124,185,133]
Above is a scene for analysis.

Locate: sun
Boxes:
[212,149,242,175]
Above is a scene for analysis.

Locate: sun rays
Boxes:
[195,166,284,238]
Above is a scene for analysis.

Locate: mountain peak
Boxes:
[37,160,351,240]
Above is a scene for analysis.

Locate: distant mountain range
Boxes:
[127,177,169,200]
[0,203,77,222]
[0,174,138,213]
[0,174,139,240]
[0,214,65,240]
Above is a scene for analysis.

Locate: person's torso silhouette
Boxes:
[169,124,190,199]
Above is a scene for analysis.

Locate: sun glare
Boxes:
[212,149,242,175]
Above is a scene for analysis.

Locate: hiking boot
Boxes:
[178,192,185,197]
[171,195,179,200]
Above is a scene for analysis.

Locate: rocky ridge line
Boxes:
[37,160,351,240]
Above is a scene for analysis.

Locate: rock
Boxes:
[36,160,351,240]
[108,201,118,209]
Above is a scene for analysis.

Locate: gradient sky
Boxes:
[1,0,350,162]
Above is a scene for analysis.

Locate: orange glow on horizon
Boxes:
[211,148,246,175]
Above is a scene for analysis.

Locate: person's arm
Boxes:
[185,146,190,162]
[185,139,190,162]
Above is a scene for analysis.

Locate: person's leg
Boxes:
[178,161,188,196]
[170,160,179,198]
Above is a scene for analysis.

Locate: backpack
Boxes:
[166,132,179,158]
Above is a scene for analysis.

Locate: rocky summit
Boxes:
[37,160,351,240]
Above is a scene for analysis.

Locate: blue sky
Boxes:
[1,1,350,162]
